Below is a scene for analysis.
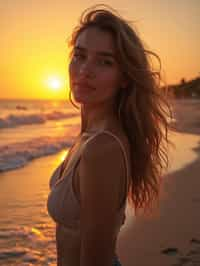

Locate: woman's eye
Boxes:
[73,53,85,61]
[98,59,113,66]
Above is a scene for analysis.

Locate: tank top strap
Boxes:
[82,130,130,196]
[55,133,102,185]
[56,130,130,193]
[99,130,130,195]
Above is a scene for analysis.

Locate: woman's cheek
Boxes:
[101,70,120,89]
[69,62,77,83]
[69,64,75,91]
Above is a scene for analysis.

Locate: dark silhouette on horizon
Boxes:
[165,76,200,98]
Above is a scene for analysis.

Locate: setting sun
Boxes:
[47,77,62,92]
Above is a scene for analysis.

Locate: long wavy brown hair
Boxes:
[66,4,174,215]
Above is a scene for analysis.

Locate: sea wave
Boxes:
[0,111,77,129]
[0,136,75,172]
[0,225,56,265]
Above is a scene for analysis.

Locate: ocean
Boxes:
[0,99,81,172]
[0,99,83,266]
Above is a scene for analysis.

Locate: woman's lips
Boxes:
[74,82,95,92]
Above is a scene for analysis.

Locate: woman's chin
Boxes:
[73,94,90,104]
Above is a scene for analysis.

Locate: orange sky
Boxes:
[0,0,199,100]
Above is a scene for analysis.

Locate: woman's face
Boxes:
[69,26,124,105]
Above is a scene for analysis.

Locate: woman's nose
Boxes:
[79,60,95,78]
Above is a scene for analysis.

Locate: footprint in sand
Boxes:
[190,238,200,244]
[161,247,179,256]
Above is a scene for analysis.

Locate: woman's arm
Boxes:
[79,133,125,266]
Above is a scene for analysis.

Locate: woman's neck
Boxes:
[81,101,119,133]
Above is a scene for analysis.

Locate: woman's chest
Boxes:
[65,132,131,208]
[62,137,85,174]
[60,137,89,201]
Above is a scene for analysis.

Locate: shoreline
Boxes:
[1,131,199,266]
[1,98,200,265]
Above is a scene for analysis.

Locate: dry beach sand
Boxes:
[117,99,200,266]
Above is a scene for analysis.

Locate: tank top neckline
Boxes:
[53,129,130,194]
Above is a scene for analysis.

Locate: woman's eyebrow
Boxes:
[74,45,116,59]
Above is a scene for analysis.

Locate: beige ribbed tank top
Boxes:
[47,130,130,265]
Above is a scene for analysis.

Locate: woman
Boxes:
[47,4,172,266]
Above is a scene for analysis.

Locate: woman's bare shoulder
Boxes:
[83,131,121,157]
[79,131,126,191]
[82,129,129,160]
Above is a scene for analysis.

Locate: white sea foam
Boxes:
[0,111,77,129]
[0,226,56,265]
[0,135,75,172]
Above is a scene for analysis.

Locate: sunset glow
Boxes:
[46,77,62,92]
[0,1,199,99]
